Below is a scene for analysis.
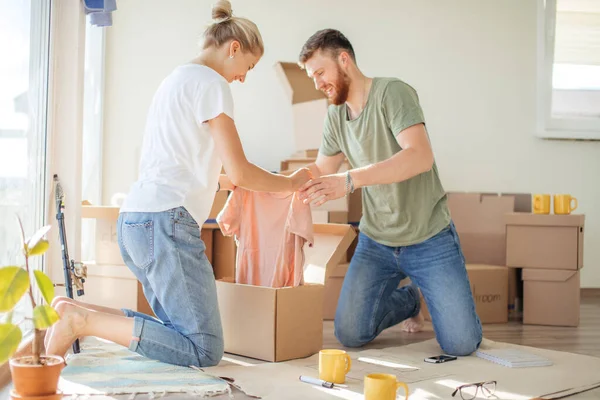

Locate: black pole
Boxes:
[54,175,80,354]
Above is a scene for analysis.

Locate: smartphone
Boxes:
[424,355,458,363]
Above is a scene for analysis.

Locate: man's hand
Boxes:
[298,173,346,206]
[290,168,313,191]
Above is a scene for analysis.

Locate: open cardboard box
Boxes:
[216,224,356,362]
[274,61,328,152]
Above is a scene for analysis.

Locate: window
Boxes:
[0,1,52,329]
[537,0,600,139]
[81,20,106,262]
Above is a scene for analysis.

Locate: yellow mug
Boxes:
[364,373,409,400]
[554,194,578,215]
[533,194,551,214]
[319,349,351,384]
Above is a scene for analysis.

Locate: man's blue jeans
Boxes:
[335,222,482,356]
[117,206,223,367]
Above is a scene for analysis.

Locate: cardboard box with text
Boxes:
[423,264,508,324]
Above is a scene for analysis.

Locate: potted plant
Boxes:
[0,217,63,400]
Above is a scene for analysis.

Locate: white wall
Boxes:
[102,0,600,287]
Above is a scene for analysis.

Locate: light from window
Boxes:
[0,0,50,332]
[550,0,600,120]
[552,64,600,90]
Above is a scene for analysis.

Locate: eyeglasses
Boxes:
[452,381,497,399]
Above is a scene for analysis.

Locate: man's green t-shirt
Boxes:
[320,77,450,246]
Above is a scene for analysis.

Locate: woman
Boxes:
[45,0,311,367]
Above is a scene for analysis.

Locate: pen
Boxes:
[299,375,335,389]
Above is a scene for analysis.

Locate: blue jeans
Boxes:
[335,222,482,356]
[117,207,223,367]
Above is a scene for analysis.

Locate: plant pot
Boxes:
[10,389,63,400]
[9,355,64,398]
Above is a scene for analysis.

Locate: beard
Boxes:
[326,65,351,105]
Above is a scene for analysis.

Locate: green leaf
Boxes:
[0,323,22,364]
[27,225,51,254]
[33,305,60,330]
[34,271,55,305]
[28,240,49,256]
[0,267,30,312]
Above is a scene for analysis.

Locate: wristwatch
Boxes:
[345,171,355,195]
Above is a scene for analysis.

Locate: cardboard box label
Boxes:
[422,264,508,324]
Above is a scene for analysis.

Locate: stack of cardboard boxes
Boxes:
[75,59,586,366]
[80,193,235,315]
[505,213,585,327]
[393,192,527,325]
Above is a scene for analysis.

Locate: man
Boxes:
[297,29,482,356]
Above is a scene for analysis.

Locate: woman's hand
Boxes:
[218,174,236,191]
[289,168,313,191]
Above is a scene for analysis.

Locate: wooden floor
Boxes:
[1,292,599,399]
[324,290,600,358]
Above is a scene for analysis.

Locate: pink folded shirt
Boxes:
[216,187,314,288]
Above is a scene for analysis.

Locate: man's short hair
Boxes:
[298,29,356,66]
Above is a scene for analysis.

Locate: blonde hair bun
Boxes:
[212,0,233,22]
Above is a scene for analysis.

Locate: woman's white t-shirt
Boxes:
[120,64,233,225]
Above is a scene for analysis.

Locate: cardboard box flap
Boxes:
[505,212,585,227]
[81,205,120,220]
[522,269,578,282]
[329,263,349,278]
[274,62,326,104]
[303,224,356,284]
[448,193,515,234]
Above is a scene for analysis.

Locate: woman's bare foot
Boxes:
[400,310,424,333]
[44,297,77,350]
[45,301,88,358]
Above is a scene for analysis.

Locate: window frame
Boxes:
[536,0,600,140]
